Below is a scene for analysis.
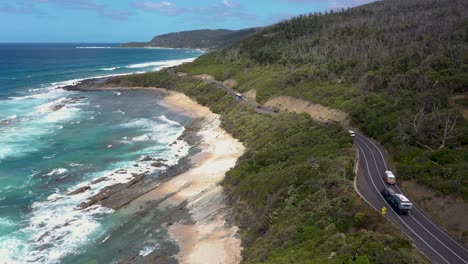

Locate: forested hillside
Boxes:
[178,0,468,201]
[109,71,425,263]
[121,28,260,50]
[110,0,466,261]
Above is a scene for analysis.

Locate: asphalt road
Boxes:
[167,67,468,263]
[167,67,278,115]
[354,132,468,264]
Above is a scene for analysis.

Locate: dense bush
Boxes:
[177,0,468,201]
[108,71,425,263]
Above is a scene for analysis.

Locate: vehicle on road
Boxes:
[384,170,396,185]
[235,93,243,99]
[348,130,355,137]
[381,187,413,214]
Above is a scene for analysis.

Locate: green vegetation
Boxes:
[177,0,468,200]
[121,28,260,50]
[109,71,425,263]
[454,97,468,108]
[109,0,468,261]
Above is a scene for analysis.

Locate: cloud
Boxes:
[21,0,130,20]
[0,2,45,15]
[222,0,240,8]
[278,0,378,8]
[134,0,257,23]
[134,1,184,15]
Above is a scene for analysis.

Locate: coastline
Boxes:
[62,82,245,263]
[144,90,244,264]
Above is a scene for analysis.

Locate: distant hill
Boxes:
[121,28,261,50]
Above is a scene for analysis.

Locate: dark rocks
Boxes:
[91,177,109,184]
[139,155,153,161]
[68,186,91,195]
[78,191,111,209]
[50,96,86,111]
[151,162,164,168]
[51,104,65,111]
[37,231,51,242]
[126,174,145,187]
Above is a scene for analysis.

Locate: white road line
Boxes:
[356,137,468,264]
[353,150,379,211]
[355,143,450,264]
[356,133,468,254]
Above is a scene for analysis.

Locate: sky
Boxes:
[0,0,377,43]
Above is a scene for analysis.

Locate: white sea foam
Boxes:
[125,58,196,69]
[0,217,15,227]
[139,244,159,257]
[142,47,206,53]
[76,46,113,49]
[126,62,163,69]
[0,54,200,262]
[132,135,151,142]
[1,114,17,123]
[119,116,190,166]
[157,114,182,127]
[101,235,110,243]
[101,67,118,71]
[43,154,56,159]
[112,109,125,115]
[46,168,69,176]
[0,114,190,263]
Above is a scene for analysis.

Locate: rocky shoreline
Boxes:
[59,79,244,264]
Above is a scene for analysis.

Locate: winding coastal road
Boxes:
[354,133,468,264]
[167,67,468,263]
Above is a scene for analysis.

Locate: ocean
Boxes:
[0,43,204,263]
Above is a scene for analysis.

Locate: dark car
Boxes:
[381,187,396,199]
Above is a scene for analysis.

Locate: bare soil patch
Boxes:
[264,96,350,126]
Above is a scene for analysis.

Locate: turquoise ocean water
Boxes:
[0,43,203,263]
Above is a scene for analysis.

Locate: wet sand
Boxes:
[152,90,244,264]
[119,88,244,263]
[62,80,245,263]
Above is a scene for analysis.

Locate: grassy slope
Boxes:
[177,0,468,201]
[109,71,425,263]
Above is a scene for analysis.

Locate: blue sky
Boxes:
[0,0,376,43]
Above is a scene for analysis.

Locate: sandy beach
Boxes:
[121,88,245,263]
[61,78,245,263]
